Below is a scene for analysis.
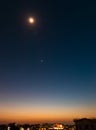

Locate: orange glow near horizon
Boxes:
[0,104,96,124]
[0,96,96,124]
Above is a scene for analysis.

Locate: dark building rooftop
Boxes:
[74,118,96,130]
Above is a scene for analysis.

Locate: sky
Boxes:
[0,0,96,124]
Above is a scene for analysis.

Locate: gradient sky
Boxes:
[0,0,96,124]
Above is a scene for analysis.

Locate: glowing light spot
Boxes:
[41,59,44,63]
[28,17,35,24]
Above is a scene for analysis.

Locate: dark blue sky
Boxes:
[0,0,96,123]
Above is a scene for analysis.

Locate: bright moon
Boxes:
[28,17,35,24]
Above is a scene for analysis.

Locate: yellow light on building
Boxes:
[53,124,64,130]
[8,127,10,130]
[27,128,30,130]
[20,127,24,130]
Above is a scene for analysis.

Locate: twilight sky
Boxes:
[0,0,96,124]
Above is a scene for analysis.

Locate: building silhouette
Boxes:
[74,118,96,130]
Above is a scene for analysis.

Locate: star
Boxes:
[40,59,44,63]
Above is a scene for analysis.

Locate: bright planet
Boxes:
[28,17,35,24]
